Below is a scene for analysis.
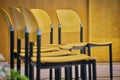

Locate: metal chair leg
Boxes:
[81,61,87,80]
[55,68,61,80]
[65,67,72,80]
[50,69,52,80]
[92,59,97,80]
[75,66,79,80]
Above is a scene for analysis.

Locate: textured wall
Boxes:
[89,0,120,62]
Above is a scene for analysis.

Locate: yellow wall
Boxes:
[0,0,120,62]
[89,0,120,62]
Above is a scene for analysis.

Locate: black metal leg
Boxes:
[25,33,29,77]
[81,61,87,80]
[109,44,113,80]
[65,67,72,80]
[29,64,34,80]
[17,58,21,74]
[50,68,52,80]
[55,68,61,80]
[75,66,79,80]
[17,39,21,74]
[36,67,40,80]
[88,61,91,80]
[10,28,14,69]
[92,60,97,80]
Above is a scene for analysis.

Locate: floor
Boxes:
[0,62,120,80]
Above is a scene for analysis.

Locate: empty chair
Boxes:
[56,9,112,80]
[21,7,97,80]
[9,7,71,79]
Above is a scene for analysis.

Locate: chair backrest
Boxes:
[0,8,13,30]
[56,9,82,44]
[30,9,52,33]
[21,7,52,44]
[20,7,38,43]
[30,9,52,44]
[9,7,25,39]
[56,9,81,32]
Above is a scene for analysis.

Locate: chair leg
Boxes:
[29,64,34,80]
[92,59,97,80]
[88,61,91,80]
[17,58,21,74]
[50,68,52,80]
[55,68,61,80]
[109,44,113,80]
[36,66,40,80]
[81,61,87,80]
[65,67,72,80]
[75,66,79,80]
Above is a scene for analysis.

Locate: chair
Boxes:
[21,7,97,80]
[9,7,66,76]
[0,8,15,69]
[56,9,113,80]
[9,7,71,79]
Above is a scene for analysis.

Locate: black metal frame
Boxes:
[16,39,21,73]
[10,26,15,69]
[50,24,53,80]
[88,43,113,80]
[57,23,90,80]
[28,29,97,80]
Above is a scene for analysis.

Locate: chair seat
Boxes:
[19,50,74,57]
[59,42,87,50]
[31,54,92,63]
[14,47,60,53]
[88,42,112,46]
[33,44,65,49]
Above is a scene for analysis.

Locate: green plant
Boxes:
[2,68,29,80]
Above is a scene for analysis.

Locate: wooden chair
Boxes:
[21,7,97,80]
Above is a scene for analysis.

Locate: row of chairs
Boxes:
[0,7,112,80]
